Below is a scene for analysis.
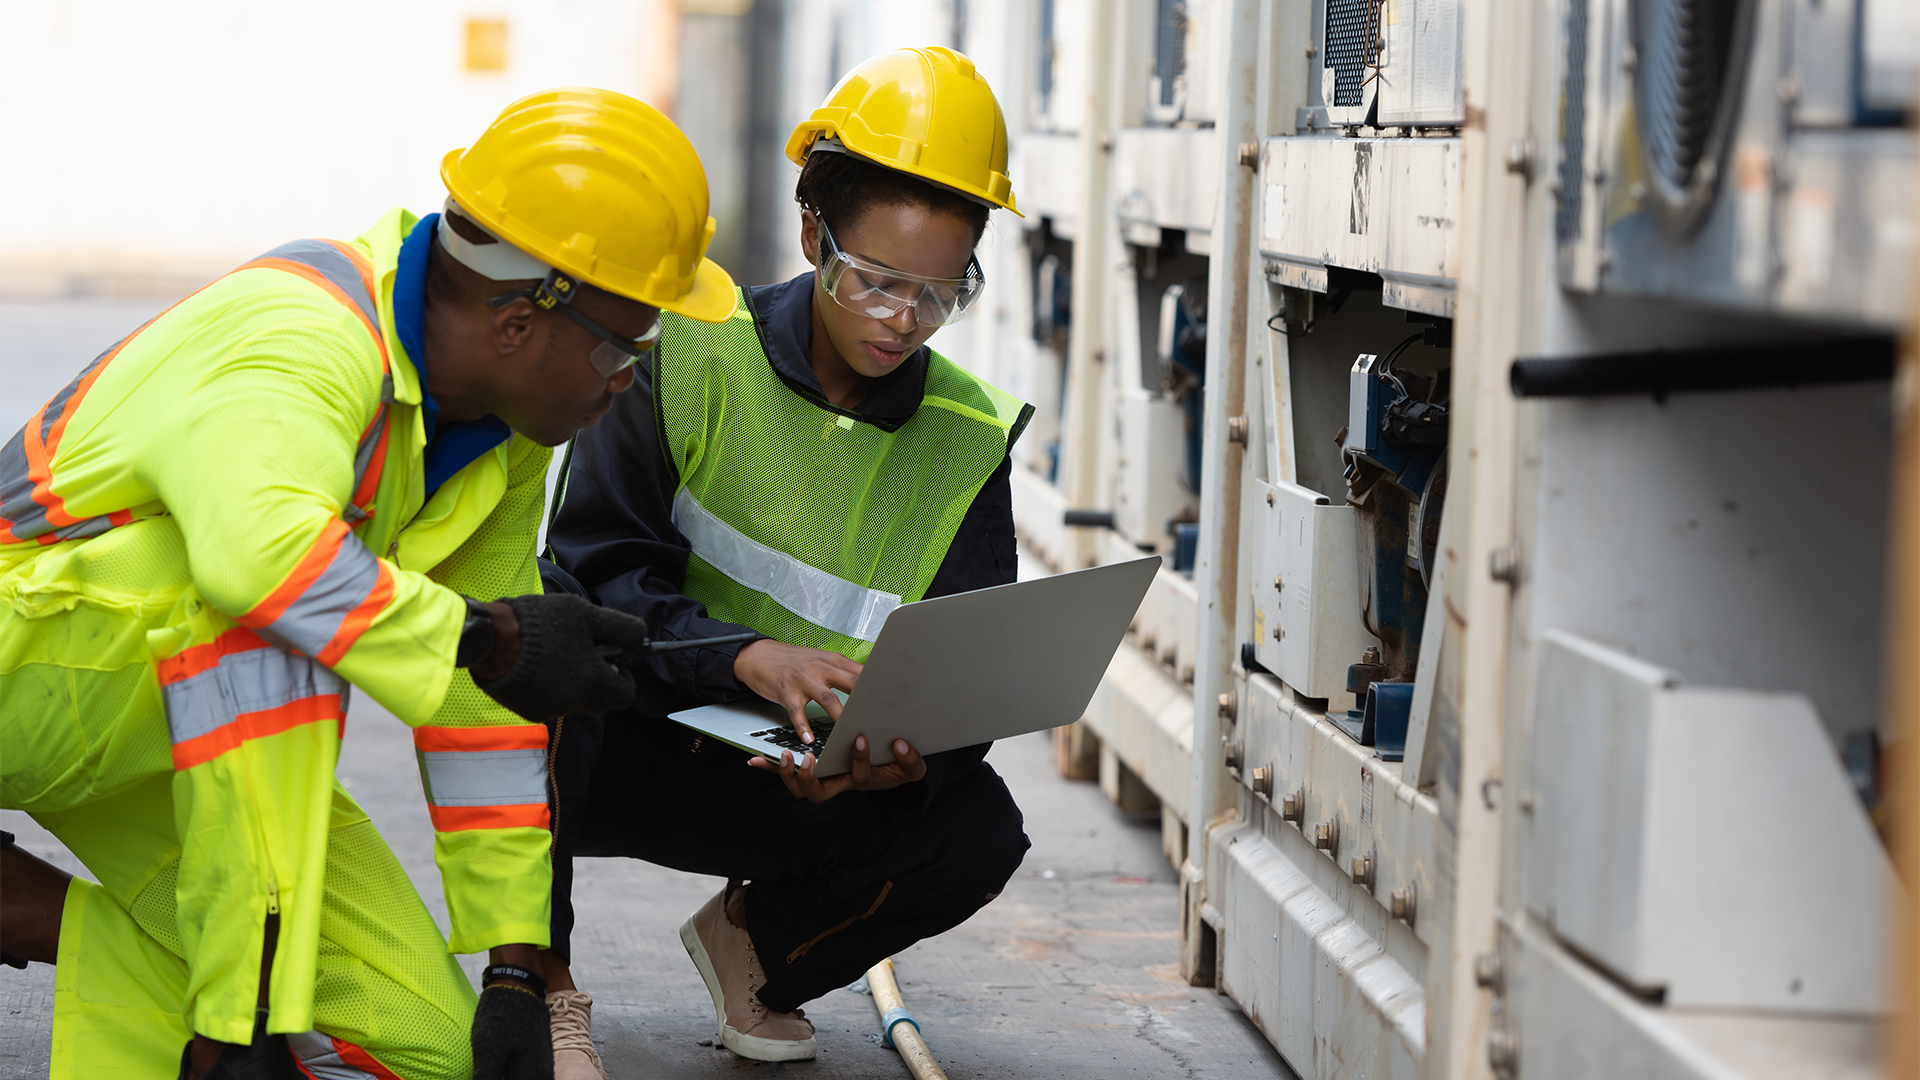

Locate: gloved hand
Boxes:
[473,594,651,722]
[470,983,554,1080]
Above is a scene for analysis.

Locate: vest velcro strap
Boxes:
[672,487,902,643]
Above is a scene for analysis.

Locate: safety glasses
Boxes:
[817,220,984,328]
[488,270,662,377]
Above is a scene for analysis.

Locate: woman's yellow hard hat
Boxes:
[785,47,1022,217]
[442,87,737,322]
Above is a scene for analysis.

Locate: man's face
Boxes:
[493,289,655,446]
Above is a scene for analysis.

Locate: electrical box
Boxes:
[1525,631,1897,1015]
[1250,478,1378,703]
[1111,386,1190,552]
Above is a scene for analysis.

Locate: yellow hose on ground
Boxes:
[865,958,950,1080]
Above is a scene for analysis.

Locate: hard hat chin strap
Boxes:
[437,199,553,282]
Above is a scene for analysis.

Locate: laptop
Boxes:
[668,555,1162,776]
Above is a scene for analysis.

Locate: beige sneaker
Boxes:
[678,883,817,1061]
[547,990,607,1080]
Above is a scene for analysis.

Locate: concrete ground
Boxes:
[0,298,1291,1078]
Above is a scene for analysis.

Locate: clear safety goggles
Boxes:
[488,269,662,377]
[817,220,985,328]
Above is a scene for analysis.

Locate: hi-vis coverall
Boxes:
[0,209,551,1079]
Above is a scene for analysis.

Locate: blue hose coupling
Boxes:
[881,1006,920,1048]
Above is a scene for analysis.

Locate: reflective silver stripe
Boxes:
[162,646,346,746]
[258,530,383,658]
[254,239,380,330]
[671,487,901,642]
[416,749,549,807]
[286,1031,380,1080]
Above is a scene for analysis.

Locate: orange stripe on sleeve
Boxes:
[412,725,551,754]
[242,518,350,630]
[243,257,389,366]
[425,803,552,832]
[169,694,345,771]
[154,628,273,686]
[330,1036,407,1080]
[315,561,395,668]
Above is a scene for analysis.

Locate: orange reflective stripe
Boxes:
[246,519,351,629]
[425,803,551,832]
[241,519,395,665]
[316,561,394,668]
[170,694,345,771]
[346,409,389,517]
[242,253,389,371]
[289,1029,408,1080]
[412,725,549,753]
[156,627,274,685]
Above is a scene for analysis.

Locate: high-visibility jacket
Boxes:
[654,290,1028,659]
[0,209,551,1039]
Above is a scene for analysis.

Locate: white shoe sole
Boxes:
[679,913,818,1062]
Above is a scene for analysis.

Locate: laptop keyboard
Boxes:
[747,719,836,757]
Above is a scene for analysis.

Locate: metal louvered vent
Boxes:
[1324,0,1376,108]
[1555,0,1590,244]
[1155,0,1187,107]
[1630,0,1755,236]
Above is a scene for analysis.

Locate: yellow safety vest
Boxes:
[654,289,1029,660]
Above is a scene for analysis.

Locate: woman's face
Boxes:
[801,204,977,380]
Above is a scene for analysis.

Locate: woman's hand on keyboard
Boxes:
[752,735,927,803]
[733,639,862,744]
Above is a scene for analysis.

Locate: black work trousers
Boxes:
[547,709,1030,1011]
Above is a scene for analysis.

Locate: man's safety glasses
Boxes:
[816,220,985,328]
[488,270,662,377]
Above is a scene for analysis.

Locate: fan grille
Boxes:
[1634,0,1743,189]
[1325,0,1376,107]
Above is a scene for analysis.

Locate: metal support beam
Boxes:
[1059,0,1118,572]
[1182,0,1264,987]
[1424,0,1534,1070]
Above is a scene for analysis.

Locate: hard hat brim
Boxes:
[656,257,740,323]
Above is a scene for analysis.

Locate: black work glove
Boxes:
[474,593,651,722]
[470,983,554,1080]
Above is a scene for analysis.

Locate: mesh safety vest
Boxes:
[656,290,1029,661]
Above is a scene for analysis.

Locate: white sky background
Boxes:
[1,0,680,267]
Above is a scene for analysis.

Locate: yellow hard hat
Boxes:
[442,87,737,322]
[785,47,1022,217]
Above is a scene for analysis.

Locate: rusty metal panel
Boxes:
[1258,136,1461,315]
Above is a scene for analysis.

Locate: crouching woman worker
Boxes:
[534,46,1035,1074]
